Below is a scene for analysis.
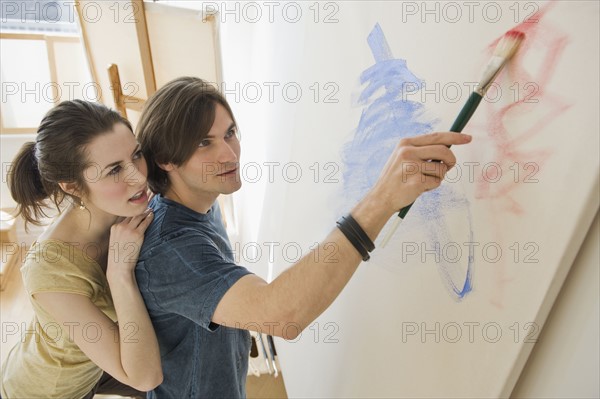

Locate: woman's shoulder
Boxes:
[21,239,106,297]
[21,239,101,277]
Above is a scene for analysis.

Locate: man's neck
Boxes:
[163,187,218,215]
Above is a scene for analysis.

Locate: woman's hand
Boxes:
[107,208,154,276]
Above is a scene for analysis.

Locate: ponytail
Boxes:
[8,142,51,227]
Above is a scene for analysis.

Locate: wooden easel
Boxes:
[75,0,155,119]
[107,63,146,118]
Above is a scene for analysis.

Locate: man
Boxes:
[135,77,471,398]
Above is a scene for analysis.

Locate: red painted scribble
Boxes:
[475,2,571,214]
[474,3,572,308]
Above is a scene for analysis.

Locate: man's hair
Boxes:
[136,77,237,194]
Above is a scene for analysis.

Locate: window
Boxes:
[1,0,90,133]
[1,0,78,34]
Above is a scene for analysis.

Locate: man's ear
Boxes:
[158,162,176,172]
[58,181,81,198]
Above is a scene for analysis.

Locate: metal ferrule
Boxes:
[475,56,506,96]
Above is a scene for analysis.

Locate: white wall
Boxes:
[511,212,599,398]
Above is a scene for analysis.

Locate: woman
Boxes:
[1,100,162,398]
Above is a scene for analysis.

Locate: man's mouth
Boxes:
[217,167,238,176]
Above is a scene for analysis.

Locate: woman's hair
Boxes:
[8,99,132,227]
[136,77,236,195]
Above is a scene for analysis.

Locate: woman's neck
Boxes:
[40,204,119,262]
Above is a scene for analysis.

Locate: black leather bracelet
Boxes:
[342,214,375,252]
[336,217,370,261]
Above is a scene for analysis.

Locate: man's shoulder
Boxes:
[145,196,202,236]
[140,216,215,261]
[141,221,211,256]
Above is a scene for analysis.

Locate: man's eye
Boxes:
[108,165,122,176]
[226,129,237,138]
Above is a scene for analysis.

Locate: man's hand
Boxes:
[371,132,472,215]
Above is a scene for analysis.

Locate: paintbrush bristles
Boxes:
[475,30,525,95]
[493,30,525,60]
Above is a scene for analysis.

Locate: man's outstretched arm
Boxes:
[212,132,472,339]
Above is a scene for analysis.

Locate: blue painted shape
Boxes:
[342,24,435,202]
[341,23,473,299]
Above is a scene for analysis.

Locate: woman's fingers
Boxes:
[124,208,153,229]
[135,210,154,232]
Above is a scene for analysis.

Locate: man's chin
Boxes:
[221,181,242,195]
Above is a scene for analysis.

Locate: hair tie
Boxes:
[31,142,39,166]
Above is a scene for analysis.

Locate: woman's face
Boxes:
[80,123,149,217]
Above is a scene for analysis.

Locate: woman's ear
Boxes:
[58,181,82,198]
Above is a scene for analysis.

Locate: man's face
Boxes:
[172,103,242,198]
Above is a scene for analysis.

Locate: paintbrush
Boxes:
[380,30,525,248]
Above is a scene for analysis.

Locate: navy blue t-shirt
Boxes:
[136,195,253,398]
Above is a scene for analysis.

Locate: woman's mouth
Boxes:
[129,190,148,204]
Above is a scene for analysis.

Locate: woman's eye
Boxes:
[198,139,211,148]
[108,165,122,176]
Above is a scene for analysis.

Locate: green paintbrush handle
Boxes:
[395,91,483,220]
[450,91,483,133]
